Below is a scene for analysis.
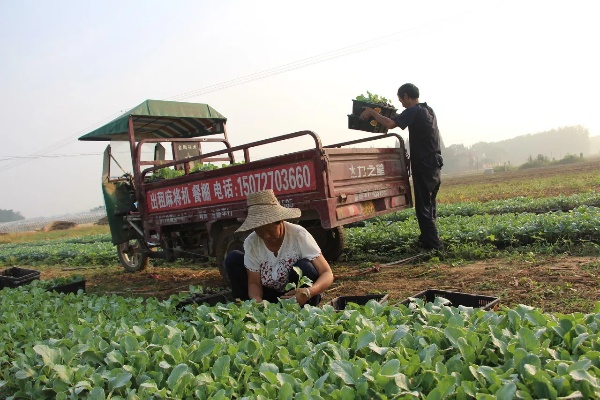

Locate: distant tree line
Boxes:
[0,209,25,223]
[517,153,584,170]
[441,125,592,174]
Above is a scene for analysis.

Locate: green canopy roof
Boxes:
[78,99,227,141]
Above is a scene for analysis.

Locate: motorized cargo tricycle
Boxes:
[79,99,412,279]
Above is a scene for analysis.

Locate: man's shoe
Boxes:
[416,238,443,250]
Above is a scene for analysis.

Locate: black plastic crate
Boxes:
[401,289,500,311]
[327,294,389,311]
[176,290,233,310]
[0,267,40,289]
[47,280,86,294]
[348,115,389,134]
[352,100,396,118]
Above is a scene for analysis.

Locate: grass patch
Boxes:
[440,158,600,203]
[0,224,109,244]
[581,261,600,273]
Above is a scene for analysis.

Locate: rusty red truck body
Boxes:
[79,100,412,277]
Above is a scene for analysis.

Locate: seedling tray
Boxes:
[176,290,233,310]
[327,294,389,311]
[348,115,389,134]
[0,267,40,289]
[47,280,86,294]
[352,100,396,118]
[401,289,500,311]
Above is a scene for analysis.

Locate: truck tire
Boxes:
[307,226,346,262]
[117,239,149,272]
[215,225,247,282]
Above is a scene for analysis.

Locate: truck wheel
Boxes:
[117,239,149,272]
[215,226,247,282]
[307,226,346,262]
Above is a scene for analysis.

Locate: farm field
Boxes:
[2,158,600,313]
[439,158,600,203]
[2,158,600,398]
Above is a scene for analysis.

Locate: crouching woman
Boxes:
[224,190,334,306]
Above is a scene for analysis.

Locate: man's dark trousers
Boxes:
[412,165,442,249]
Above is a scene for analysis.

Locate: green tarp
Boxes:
[102,180,137,245]
[78,99,227,141]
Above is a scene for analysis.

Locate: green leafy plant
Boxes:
[284,266,314,294]
[345,205,600,261]
[355,91,393,107]
[32,275,85,290]
[373,192,600,222]
[149,161,245,181]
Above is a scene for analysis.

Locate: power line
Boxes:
[0,150,144,162]
[0,8,476,173]
[166,26,437,101]
[0,153,101,161]
[0,110,123,172]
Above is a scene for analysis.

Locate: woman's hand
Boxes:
[280,289,296,300]
[281,289,310,306]
[295,287,311,305]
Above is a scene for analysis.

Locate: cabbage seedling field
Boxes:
[2,285,600,399]
[2,195,600,267]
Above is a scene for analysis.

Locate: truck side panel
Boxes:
[137,135,411,247]
[322,147,412,226]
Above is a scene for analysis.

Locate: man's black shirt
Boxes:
[392,102,442,171]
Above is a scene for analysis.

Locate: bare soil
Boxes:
[328,255,600,314]
[43,253,599,314]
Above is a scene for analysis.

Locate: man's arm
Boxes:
[359,107,398,130]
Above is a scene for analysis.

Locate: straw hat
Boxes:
[235,190,301,232]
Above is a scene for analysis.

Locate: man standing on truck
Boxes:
[360,83,444,250]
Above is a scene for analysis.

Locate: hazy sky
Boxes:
[1,0,598,218]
